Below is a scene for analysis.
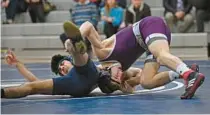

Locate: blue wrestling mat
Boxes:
[1,61,210,114]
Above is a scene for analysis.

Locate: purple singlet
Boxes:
[100,16,171,71]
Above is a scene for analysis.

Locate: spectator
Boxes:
[25,0,45,23]
[189,0,210,32]
[60,0,98,53]
[1,0,28,24]
[125,0,151,27]
[163,0,193,33]
[71,0,99,27]
[101,0,123,38]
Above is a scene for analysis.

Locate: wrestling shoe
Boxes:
[180,64,205,99]
[63,21,87,54]
[188,63,199,72]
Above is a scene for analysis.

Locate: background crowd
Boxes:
[1,0,210,40]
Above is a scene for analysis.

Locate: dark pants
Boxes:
[104,23,119,38]
[5,0,18,20]
[196,9,210,32]
[28,3,45,23]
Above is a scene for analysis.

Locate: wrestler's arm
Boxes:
[79,21,111,60]
[125,67,142,78]
[15,61,40,82]
[5,50,40,82]
[79,21,103,49]
[124,67,142,87]
[96,64,103,70]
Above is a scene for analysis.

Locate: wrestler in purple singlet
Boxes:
[100,16,171,71]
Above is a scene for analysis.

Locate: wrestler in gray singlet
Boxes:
[100,16,171,71]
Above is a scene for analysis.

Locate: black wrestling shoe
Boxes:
[63,21,87,54]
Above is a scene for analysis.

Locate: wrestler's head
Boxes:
[51,54,73,76]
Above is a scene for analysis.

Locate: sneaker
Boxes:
[180,64,205,99]
[63,21,87,54]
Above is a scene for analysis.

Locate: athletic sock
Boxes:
[176,63,193,80]
[1,89,5,98]
[169,71,180,81]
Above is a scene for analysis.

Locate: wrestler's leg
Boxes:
[63,21,89,66]
[64,39,89,66]
[2,79,53,98]
[80,21,114,60]
[142,17,205,99]
[140,61,174,89]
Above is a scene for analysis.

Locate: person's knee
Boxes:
[24,82,41,95]
[184,14,194,23]
[23,83,35,94]
[140,80,156,89]
[165,12,174,22]
[140,72,157,89]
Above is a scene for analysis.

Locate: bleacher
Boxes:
[1,0,210,61]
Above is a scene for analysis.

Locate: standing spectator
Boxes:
[189,0,210,32]
[25,0,45,23]
[163,0,193,33]
[1,0,28,24]
[101,0,123,38]
[125,0,151,27]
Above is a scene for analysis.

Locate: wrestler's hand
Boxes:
[5,49,19,66]
[101,16,108,21]
[64,39,76,53]
[109,64,124,84]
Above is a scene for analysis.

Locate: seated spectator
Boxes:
[71,0,99,27]
[189,0,210,32]
[60,0,99,52]
[101,0,123,38]
[163,0,194,33]
[125,0,151,27]
[1,0,28,24]
[25,0,45,23]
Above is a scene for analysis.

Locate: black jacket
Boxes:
[188,0,210,11]
[163,0,192,15]
[125,3,151,25]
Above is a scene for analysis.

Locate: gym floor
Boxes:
[1,60,210,114]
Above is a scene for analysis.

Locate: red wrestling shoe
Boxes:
[180,64,205,99]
